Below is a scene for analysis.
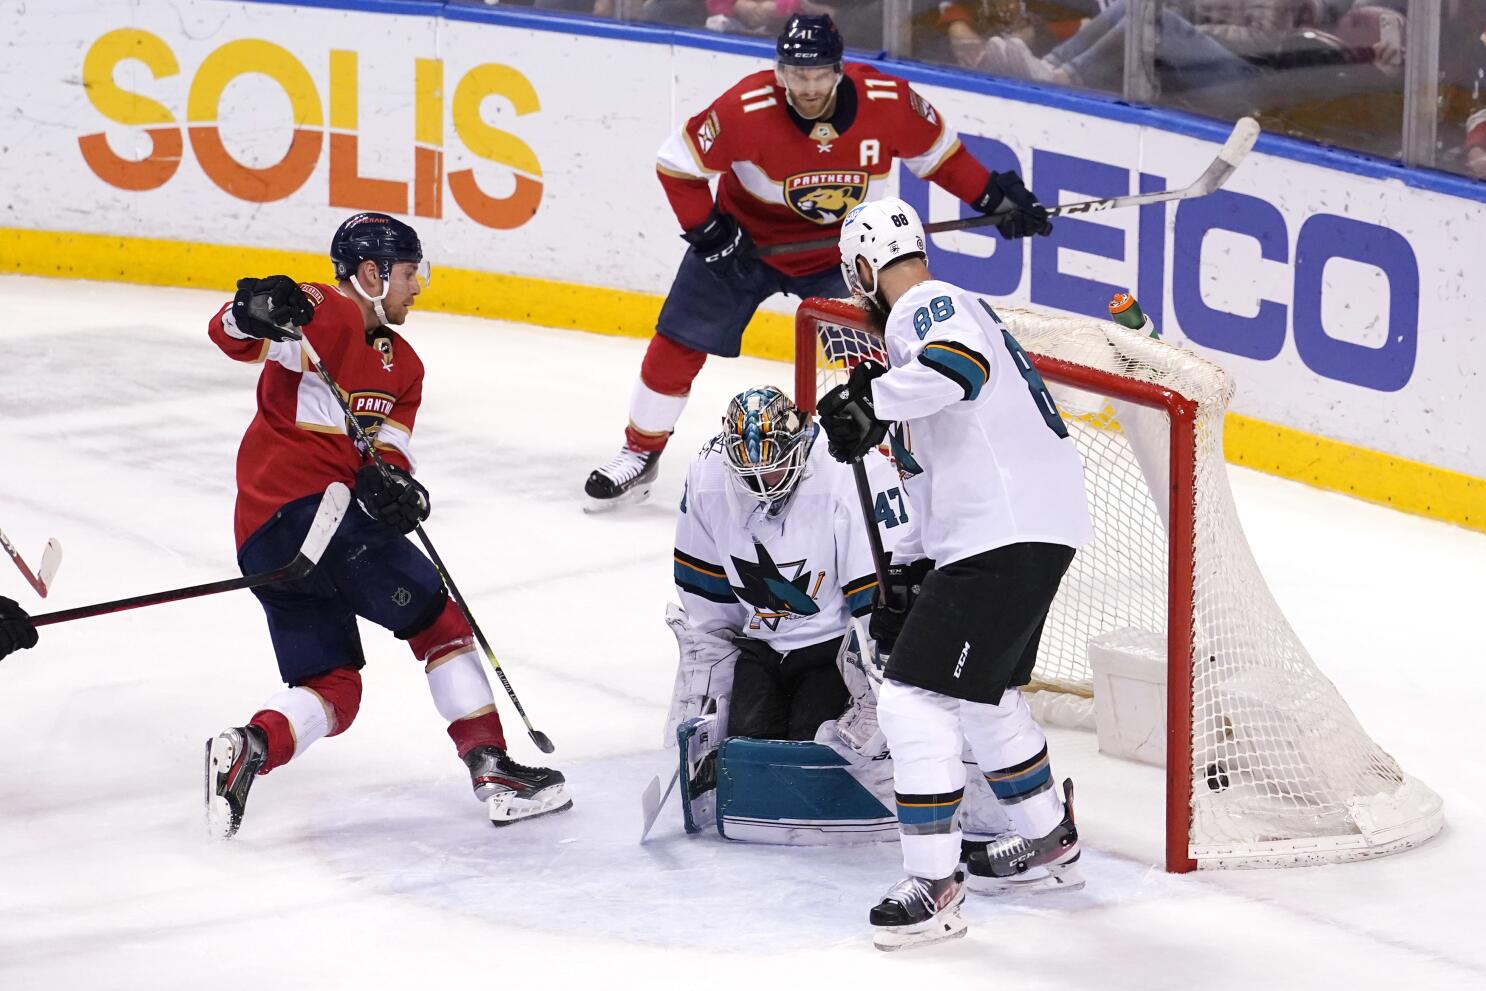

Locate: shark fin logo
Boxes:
[730,543,820,630]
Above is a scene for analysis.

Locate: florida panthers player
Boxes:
[665,385,1011,849]
[203,213,568,838]
[818,198,1092,950]
[584,13,1053,511]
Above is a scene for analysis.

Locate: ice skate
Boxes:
[464,746,573,825]
[869,872,967,951]
[584,446,660,512]
[965,778,1084,894]
[205,725,269,840]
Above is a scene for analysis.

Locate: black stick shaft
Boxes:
[850,459,891,594]
[31,562,302,627]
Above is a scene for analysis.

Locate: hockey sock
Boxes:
[877,679,967,879]
[961,690,1064,839]
[251,683,336,773]
[427,649,507,754]
[624,335,707,453]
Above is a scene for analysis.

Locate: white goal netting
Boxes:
[796,297,1443,869]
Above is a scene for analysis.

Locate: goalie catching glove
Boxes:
[231,275,314,342]
[354,464,430,534]
[817,360,889,463]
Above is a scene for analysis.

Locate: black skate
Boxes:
[463,746,572,826]
[965,778,1084,894]
[205,725,269,840]
[583,447,660,512]
[869,872,967,952]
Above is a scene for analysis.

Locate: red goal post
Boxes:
[793,296,1443,873]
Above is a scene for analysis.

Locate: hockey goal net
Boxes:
[794,296,1443,872]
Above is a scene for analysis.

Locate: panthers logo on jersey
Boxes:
[784,170,869,224]
[347,390,395,450]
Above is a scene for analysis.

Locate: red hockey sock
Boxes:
[640,334,708,394]
[448,710,507,757]
[249,710,296,774]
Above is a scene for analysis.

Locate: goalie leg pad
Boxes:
[716,737,896,845]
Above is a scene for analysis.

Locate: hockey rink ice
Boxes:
[1,275,1482,988]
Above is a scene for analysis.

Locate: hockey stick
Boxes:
[849,460,892,594]
[0,528,62,598]
[757,116,1261,257]
[294,333,557,755]
[639,766,681,842]
[30,483,348,628]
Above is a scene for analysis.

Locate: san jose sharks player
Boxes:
[583,13,1052,512]
[818,197,1093,950]
[663,385,1011,850]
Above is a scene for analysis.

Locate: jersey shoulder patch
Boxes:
[907,87,939,126]
[299,282,327,307]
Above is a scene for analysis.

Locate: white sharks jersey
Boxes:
[869,279,1092,567]
[673,429,907,651]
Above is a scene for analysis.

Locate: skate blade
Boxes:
[967,860,1085,896]
[204,735,242,841]
[582,482,654,514]
[872,907,968,952]
[488,783,573,826]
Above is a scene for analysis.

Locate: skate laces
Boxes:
[984,832,1033,865]
[596,447,653,484]
[883,876,940,917]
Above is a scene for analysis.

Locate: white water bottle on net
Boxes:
[793,296,1443,872]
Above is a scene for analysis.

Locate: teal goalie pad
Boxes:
[716,737,897,845]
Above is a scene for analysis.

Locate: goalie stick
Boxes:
[0,528,62,598]
[758,116,1261,257]
[294,332,557,755]
[639,766,680,842]
[30,483,348,628]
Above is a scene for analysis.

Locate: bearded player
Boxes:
[203,213,568,839]
[583,13,1053,511]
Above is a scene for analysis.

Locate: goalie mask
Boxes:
[722,386,814,513]
[839,197,926,306]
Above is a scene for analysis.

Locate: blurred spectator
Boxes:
[1437,0,1486,178]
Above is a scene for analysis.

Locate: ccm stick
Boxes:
[294,331,556,755]
[758,116,1261,257]
[31,483,349,627]
[1,528,62,598]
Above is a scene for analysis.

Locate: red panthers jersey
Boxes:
[656,63,991,276]
[209,283,422,547]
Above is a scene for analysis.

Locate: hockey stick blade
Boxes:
[1,528,61,598]
[757,116,1260,256]
[640,767,680,843]
[31,483,348,628]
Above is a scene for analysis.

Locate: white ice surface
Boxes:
[1,276,1483,989]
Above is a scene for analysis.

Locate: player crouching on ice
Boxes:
[203,213,568,839]
[663,386,1037,875]
[817,198,1093,950]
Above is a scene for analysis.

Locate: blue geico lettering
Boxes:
[898,139,1421,393]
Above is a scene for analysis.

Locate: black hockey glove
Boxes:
[817,360,889,463]
[971,171,1053,240]
[682,210,757,281]
[0,595,38,660]
[355,463,430,535]
[869,558,933,656]
[231,275,314,342]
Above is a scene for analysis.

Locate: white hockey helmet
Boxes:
[839,196,927,299]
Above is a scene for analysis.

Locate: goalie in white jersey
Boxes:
[665,385,1013,846]
[818,196,1095,951]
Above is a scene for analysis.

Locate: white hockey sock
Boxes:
[877,679,966,879]
[263,686,332,759]
[961,690,1064,839]
[426,649,496,722]
[628,377,689,436]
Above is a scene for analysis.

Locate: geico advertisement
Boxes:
[1,0,1481,478]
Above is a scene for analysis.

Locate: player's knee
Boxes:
[640,334,707,394]
[960,688,1038,750]
[300,666,363,736]
[878,680,960,756]
[401,594,473,665]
